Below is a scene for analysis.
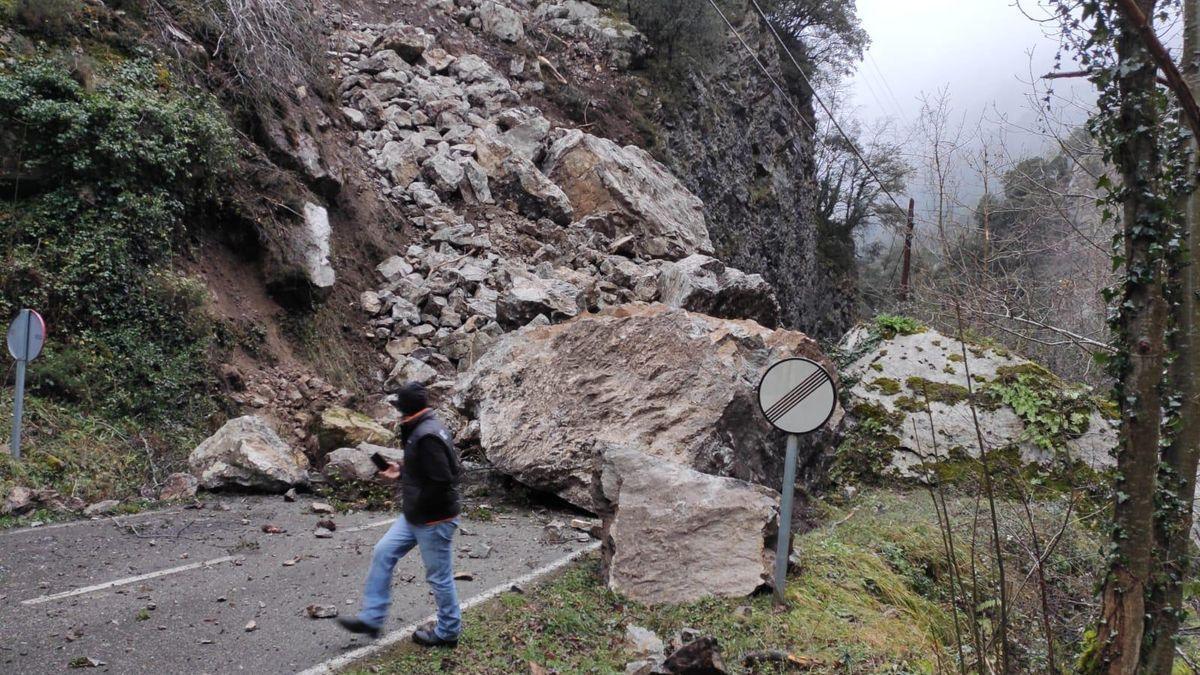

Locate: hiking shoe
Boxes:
[336,617,382,639]
[412,628,458,648]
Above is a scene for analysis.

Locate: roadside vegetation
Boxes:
[357,490,1121,674]
[0,46,236,511]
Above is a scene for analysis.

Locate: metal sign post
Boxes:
[756,357,837,605]
[7,309,46,460]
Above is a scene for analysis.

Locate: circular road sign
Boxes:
[7,309,46,362]
[757,357,836,435]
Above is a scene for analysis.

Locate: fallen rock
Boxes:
[316,407,393,453]
[189,416,310,492]
[625,624,665,660]
[839,321,1117,477]
[324,444,405,482]
[479,1,525,42]
[456,303,833,510]
[83,500,121,517]
[495,268,584,328]
[311,502,335,514]
[543,129,712,260]
[374,23,432,62]
[598,445,779,605]
[306,604,339,619]
[663,635,728,674]
[491,154,573,225]
[158,473,199,501]
[2,485,34,515]
[658,255,780,328]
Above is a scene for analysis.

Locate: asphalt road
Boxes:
[0,496,591,674]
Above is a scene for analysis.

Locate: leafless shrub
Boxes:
[180,0,326,106]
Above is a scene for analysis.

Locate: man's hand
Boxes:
[379,461,402,481]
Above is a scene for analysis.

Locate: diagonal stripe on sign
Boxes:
[764,370,824,419]
[763,370,822,418]
[767,377,826,423]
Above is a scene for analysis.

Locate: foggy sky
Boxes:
[850,0,1092,147]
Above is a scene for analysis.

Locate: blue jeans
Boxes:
[358,516,461,639]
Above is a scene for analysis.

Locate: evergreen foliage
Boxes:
[0,57,235,423]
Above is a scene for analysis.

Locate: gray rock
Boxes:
[658,254,780,327]
[376,140,429,187]
[189,416,310,492]
[479,1,524,42]
[83,499,121,517]
[388,355,439,386]
[423,154,466,193]
[421,47,456,73]
[374,24,433,62]
[491,155,573,225]
[455,303,834,510]
[376,255,414,280]
[598,444,779,605]
[459,158,493,204]
[2,486,34,515]
[839,323,1118,476]
[495,268,583,328]
[324,444,403,482]
[158,472,199,501]
[624,624,665,660]
[543,129,712,260]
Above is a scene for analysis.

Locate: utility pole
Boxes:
[899,197,915,302]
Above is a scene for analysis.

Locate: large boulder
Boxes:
[188,416,310,492]
[597,445,779,605]
[455,303,835,510]
[657,254,780,328]
[542,129,713,260]
[839,320,1117,478]
[315,407,394,453]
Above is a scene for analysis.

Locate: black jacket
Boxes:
[398,411,461,525]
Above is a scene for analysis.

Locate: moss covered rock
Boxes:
[836,320,1116,480]
[315,406,393,453]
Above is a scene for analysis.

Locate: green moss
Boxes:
[358,499,953,674]
[981,366,1093,453]
[869,377,902,395]
[894,395,927,413]
[873,314,927,339]
[870,362,884,372]
[904,377,970,405]
[946,353,964,362]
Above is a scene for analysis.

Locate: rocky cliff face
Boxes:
[650,12,854,339]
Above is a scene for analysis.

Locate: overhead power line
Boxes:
[744,0,909,216]
[702,0,816,137]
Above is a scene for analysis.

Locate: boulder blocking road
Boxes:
[0,496,591,674]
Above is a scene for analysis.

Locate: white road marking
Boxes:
[341,518,396,534]
[20,555,239,606]
[0,508,185,538]
[296,542,601,675]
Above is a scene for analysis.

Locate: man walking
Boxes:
[338,382,462,647]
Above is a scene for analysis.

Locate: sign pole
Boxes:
[756,357,837,607]
[7,309,46,460]
[773,433,800,604]
[11,356,25,460]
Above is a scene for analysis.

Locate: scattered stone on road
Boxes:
[1,495,589,675]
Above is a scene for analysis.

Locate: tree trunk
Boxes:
[1143,2,1200,672]
[1088,1,1167,673]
